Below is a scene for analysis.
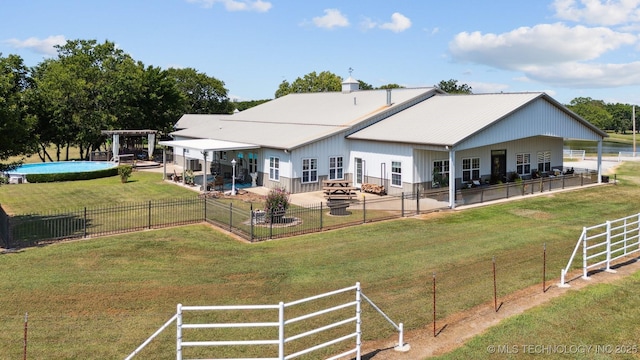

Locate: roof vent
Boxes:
[386,89,392,105]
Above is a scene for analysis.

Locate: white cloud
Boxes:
[450,23,636,68]
[379,12,411,33]
[524,61,640,87]
[186,0,272,12]
[468,81,510,94]
[3,35,66,56]
[448,22,640,88]
[552,0,640,26]
[359,17,377,31]
[313,9,349,29]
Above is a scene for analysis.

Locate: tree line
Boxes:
[1,39,238,170]
[1,38,637,172]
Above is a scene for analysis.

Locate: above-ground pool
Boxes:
[5,161,118,183]
[8,161,117,175]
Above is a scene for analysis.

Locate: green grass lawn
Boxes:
[1,164,640,358]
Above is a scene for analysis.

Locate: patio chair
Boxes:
[173,169,183,182]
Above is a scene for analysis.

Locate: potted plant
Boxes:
[118,165,133,183]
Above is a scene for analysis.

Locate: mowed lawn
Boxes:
[1,164,640,358]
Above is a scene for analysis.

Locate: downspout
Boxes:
[448,148,456,209]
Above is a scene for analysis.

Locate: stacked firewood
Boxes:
[361,183,386,195]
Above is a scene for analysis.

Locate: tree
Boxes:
[378,83,404,89]
[35,39,133,160]
[275,71,342,98]
[437,79,472,94]
[118,65,184,134]
[567,97,613,130]
[358,80,374,90]
[604,103,633,134]
[234,99,271,112]
[0,54,35,171]
[166,67,234,114]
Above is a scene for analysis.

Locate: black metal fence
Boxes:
[0,171,611,249]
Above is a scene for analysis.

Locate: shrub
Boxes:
[118,165,133,183]
[25,167,119,183]
[264,187,290,221]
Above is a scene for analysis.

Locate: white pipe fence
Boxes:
[560,213,640,286]
[563,149,586,160]
[618,151,640,161]
[124,282,407,360]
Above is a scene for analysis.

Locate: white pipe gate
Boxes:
[125,282,407,360]
[560,213,640,287]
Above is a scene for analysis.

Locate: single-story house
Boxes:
[159,77,607,209]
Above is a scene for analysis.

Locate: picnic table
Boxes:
[323,180,356,215]
[323,180,357,200]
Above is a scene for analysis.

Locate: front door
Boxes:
[491,150,507,183]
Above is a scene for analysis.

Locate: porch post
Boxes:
[597,140,603,184]
[448,148,456,209]
[202,151,208,193]
[162,147,167,180]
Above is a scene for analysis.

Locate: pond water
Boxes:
[564,140,639,155]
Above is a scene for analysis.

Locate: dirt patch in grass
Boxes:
[508,208,553,220]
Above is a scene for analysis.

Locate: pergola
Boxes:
[101,129,158,162]
[158,138,260,192]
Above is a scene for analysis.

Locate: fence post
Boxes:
[582,230,589,280]
[250,209,254,243]
[416,190,420,214]
[543,243,547,293]
[320,202,323,230]
[355,282,362,360]
[176,304,183,360]
[229,203,233,232]
[83,207,87,238]
[23,312,28,360]
[204,197,207,222]
[278,302,285,359]
[401,192,405,217]
[362,197,366,224]
[605,221,613,272]
[148,200,152,229]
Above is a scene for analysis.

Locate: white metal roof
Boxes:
[158,138,259,152]
[170,87,439,149]
[347,92,607,146]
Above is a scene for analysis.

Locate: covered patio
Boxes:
[158,138,260,194]
[100,129,159,163]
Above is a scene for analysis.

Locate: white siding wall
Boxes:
[350,140,414,192]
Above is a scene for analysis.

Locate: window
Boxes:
[433,160,450,187]
[269,156,279,181]
[516,153,531,177]
[537,151,551,173]
[302,158,318,183]
[329,156,343,180]
[462,157,480,182]
[391,161,402,186]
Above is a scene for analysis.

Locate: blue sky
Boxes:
[3,0,640,105]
